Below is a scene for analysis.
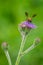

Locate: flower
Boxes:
[19,20,36,36]
[19,21,36,28]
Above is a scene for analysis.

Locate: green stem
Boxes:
[4,50,12,65]
[21,38,40,57]
[21,44,35,57]
[15,35,26,65]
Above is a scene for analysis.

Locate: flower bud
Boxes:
[34,38,41,46]
[2,42,8,50]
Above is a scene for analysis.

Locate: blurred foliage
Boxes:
[0,0,43,65]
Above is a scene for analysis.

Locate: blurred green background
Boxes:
[0,0,43,65]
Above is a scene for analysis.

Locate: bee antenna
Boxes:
[32,14,37,18]
[25,12,28,17]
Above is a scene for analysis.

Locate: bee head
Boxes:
[28,17,32,22]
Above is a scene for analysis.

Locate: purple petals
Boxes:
[19,21,37,35]
[19,21,36,29]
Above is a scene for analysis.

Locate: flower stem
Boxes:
[21,44,35,57]
[4,50,12,65]
[15,35,26,65]
[21,37,40,57]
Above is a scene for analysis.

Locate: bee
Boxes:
[25,12,37,22]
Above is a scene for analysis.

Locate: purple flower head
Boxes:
[18,20,37,36]
[19,21,36,29]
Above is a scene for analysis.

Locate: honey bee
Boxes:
[25,12,37,22]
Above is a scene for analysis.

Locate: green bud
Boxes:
[34,37,41,46]
[2,42,8,50]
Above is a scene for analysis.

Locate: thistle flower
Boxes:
[19,21,36,29]
[15,12,40,65]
